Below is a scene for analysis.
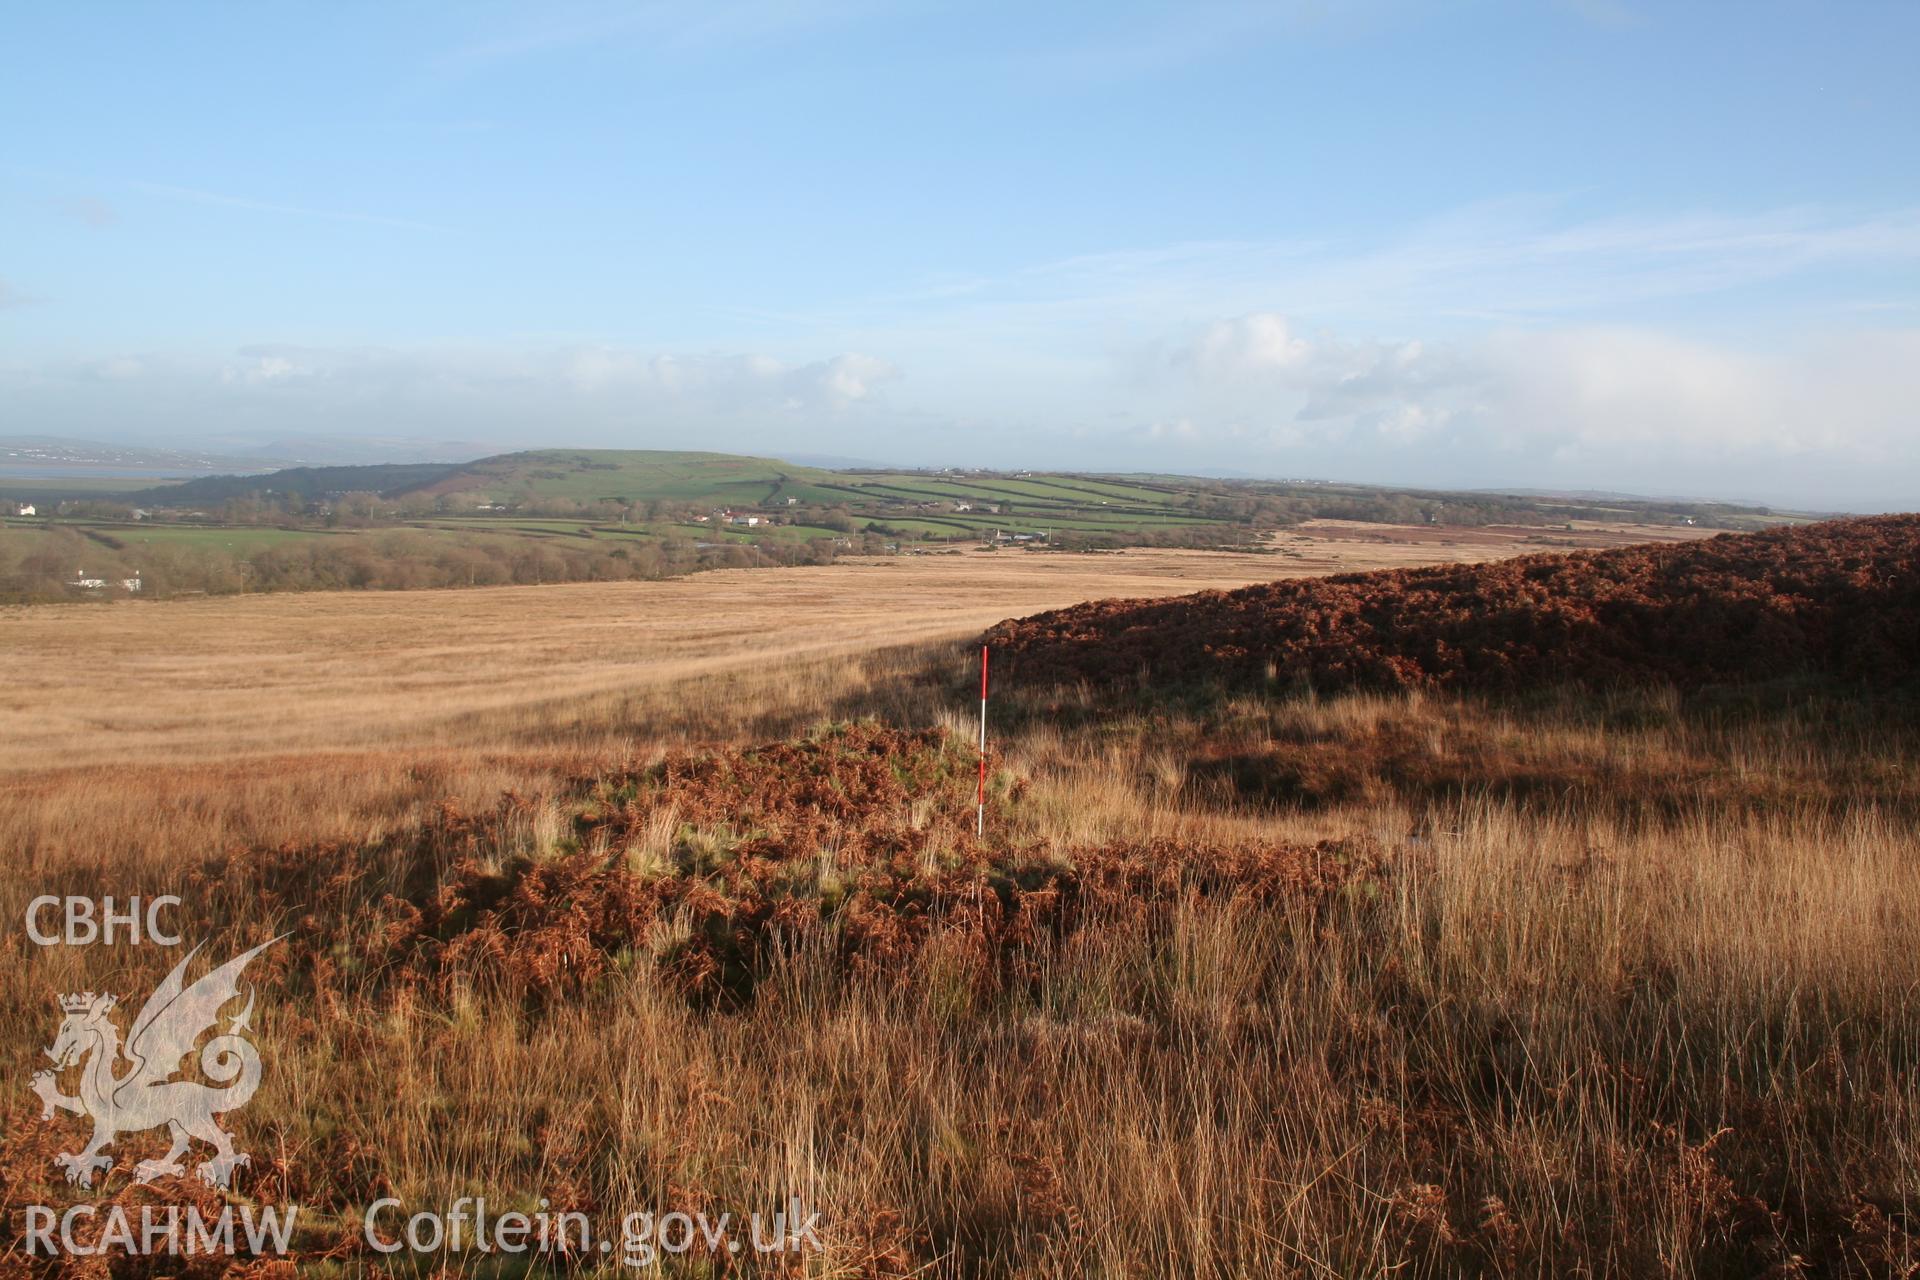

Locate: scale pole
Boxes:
[977,644,989,839]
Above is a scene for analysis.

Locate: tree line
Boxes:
[0,524,870,604]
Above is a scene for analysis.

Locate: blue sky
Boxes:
[3,1,1917,507]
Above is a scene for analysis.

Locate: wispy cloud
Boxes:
[431,0,885,79]
[52,195,117,228]
[786,200,1920,347]
[4,342,900,451]
[131,182,448,234]
[1148,309,1920,490]
[1004,0,1398,87]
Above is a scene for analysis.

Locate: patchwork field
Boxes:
[6,448,1775,606]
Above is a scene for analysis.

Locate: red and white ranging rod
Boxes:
[977,644,989,839]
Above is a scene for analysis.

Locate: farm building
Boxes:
[65,570,141,592]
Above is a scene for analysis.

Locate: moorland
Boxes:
[2,517,1914,1279]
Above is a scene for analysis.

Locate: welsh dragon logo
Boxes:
[29,938,281,1190]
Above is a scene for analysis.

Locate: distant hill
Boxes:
[120,449,825,508]
[127,462,462,505]
[406,448,845,506]
[987,516,1920,694]
[107,446,1777,553]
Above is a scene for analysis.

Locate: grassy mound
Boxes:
[987,515,1920,695]
[201,725,1376,1011]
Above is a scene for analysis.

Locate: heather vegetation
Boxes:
[991,516,1920,695]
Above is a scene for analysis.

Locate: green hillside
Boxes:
[412,449,841,506]
[265,448,1254,544]
[125,462,461,506]
[64,447,1774,572]
[6,445,1790,604]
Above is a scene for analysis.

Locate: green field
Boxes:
[2,518,363,557]
[411,514,849,545]
[13,455,1234,547]
[0,474,172,498]
[11,448,1780,580]
[338,450,1243,542]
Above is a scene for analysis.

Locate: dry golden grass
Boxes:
[4,676,1914,1277]
[0,525,1701,877]
[12,520,1906,1280]
[0,544,1276,771]
[0,524,1702,773]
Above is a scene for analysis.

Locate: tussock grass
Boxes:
[2,561,1916,1275]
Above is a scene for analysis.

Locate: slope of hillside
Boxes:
[987,515,1920,694]
[126,461,460,504]
[408,448,840,505]
[98,446,1781,549]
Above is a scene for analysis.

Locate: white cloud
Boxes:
[547,346,895,409]
[1183,313,1312,375]
[6,343,900,455]
[1144,418,1201,441]
[1156,310,1920,497]
[222,353,306,385]
[10,192,1918,510]
[819,352,893,400]
[1477,328,1920,462]
[1163,312,1471,424]
[1477,330,1772,454]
